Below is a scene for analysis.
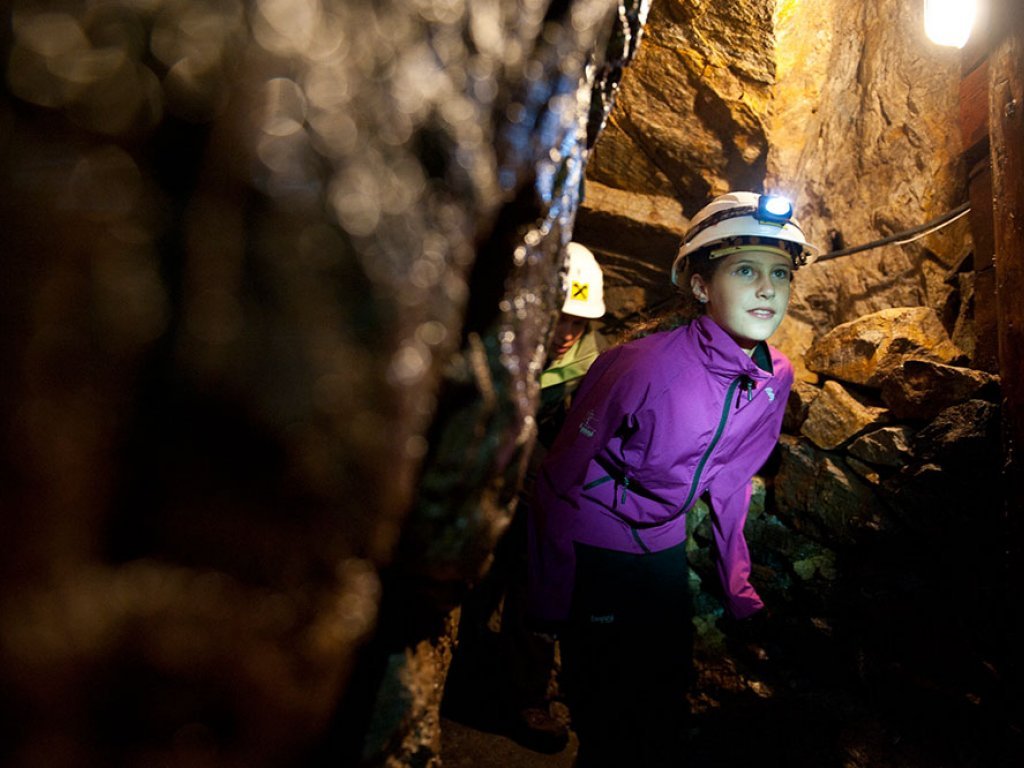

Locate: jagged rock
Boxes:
[0,1,637,764]
[950,269,978,364]
[800,380,889,450]
[879,403,1000,529]
[783,379,823,433]
[576,180,688,318]
[770,0,965,336]
[577,180,687,250]
[587,0,777,212]
[744,498,840,611]
[879,358,1000,421]
[848,425,916,467]
[791,551,838,582]
[880,462,962,531]
[914,400,1001,464]
[772,315,820,385]
[845,455,882,485]
[774,435,888,543]
[803,307,964,387]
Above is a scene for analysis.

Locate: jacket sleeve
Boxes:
[708,480,764,619]
[539,345,645,491]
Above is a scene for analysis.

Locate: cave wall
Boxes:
[0,0,644,765]
[577,0,972,371]
[768,0,970,368]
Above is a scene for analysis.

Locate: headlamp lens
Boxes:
[757,195,794,223]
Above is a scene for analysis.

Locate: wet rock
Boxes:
[848,426,916,468]
[800,380,890,450]
[878,358,1000,421]
[774,435,888,543]
[803,307,964,387]
[0,0,644,765]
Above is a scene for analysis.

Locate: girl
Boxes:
[527,191,818,767]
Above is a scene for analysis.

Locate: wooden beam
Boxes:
[967,160,999,372]
[959,59,990,166]
[989,0,1024,695]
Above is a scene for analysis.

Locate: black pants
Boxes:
[444,506,555,723]
[562,541,693,768]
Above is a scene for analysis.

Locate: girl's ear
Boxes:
[690,274,709,304]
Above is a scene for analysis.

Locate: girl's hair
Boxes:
[619,249,719,342]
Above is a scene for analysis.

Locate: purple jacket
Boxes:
[528,314,792,623]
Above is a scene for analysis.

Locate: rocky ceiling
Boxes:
[575,0,970,379]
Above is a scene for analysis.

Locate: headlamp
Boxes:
[756,194,794,224]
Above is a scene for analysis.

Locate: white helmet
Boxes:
[670,191,818,286]
[561,242,606,319]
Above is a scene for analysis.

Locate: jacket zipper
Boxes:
[583,375,747,551]
[739,375,754,405]
[676,374,745,516]
[627,374,745,541]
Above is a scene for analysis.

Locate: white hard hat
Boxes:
[562,242,606,319]
[670,191,818,286]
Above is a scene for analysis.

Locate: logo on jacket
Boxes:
[765,387,775,402]
[578,409,597,438]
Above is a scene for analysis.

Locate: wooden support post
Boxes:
[989,0,1024,705]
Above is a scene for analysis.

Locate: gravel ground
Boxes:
[440,616,1023,768]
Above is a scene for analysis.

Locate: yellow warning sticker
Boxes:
[571,281,589,301]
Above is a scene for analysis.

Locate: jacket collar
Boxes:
[692,315,775,381]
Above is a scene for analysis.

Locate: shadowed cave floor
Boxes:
[440,616,1023,768]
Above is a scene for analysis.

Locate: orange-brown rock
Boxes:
[769,0,966,335]
[586,0,776,214]
[800,380,889,450]
[774,435,887,542]
[583,0,968,341]
[878,358,999,421]
[782,379,822,433]
[803,307,964,388]
[847,425,915,468]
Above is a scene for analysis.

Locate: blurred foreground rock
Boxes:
[0,1,643,765]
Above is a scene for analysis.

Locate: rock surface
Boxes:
[879,358,1000,421]
[803,307,964,387]
[847,425,916,468]
[0,1,638,765]
[800,380,890,450]
[581,0,970,367]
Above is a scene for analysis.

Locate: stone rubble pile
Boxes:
[688,306,1002,647]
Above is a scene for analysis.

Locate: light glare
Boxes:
[924,0,977,49]
[762,196,792,217]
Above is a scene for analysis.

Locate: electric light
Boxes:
[924,0,977,49]
[756,195,794,225]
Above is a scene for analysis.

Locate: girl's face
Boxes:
[690,249,793,355]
